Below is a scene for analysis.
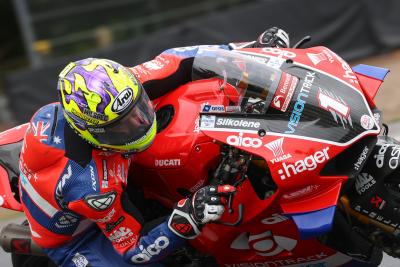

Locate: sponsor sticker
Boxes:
[82,108,108,121]
[230,230,297,257]
[202,104,225,113]
[278,147,330,180]
[226,133,262,148]
[374,143,400,169]
[285,72,315,134]
[109,227,133,243]
[265,137,292,164]
[130,236,170,263]
[225,106,241,113]
[105,216,125,232]
[354,146,369,171]
[215,118,261,129]
[360,115,375,130]
[94,208,116,223]
[72,253,89,267]
[355,173,376,195]
[307,50,334,66]
[283,185,320,200]
[270,73,298,112]
[200,115,216,128]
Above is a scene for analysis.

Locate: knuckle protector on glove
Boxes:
[168,199,200,239]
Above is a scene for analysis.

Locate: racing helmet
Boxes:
[57,58,156,153]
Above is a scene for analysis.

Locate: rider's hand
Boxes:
[253,27,290,48]
[168,185,236,239]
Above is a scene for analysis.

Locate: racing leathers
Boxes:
[20,45,235,267]
[20,28,290,266]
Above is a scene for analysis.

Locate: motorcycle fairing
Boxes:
[0,124,28,211]
[289,206,336,240]
[352,64,390,108]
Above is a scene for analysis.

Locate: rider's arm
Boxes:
[67,191,185,264]
[64,164,185,264]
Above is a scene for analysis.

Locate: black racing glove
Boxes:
[253,27,290,48]
[168,185,236,239]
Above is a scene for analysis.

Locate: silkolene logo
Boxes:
[216,118,261,129]
[278,147,330,180]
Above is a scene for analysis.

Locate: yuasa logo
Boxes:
[131,236,170,263]
[112,88,133,113]
[307,50,334,66]
[265,137,292,164]
[278,147,330,180]
[226,132,262,148]
[262,47,296,58]
[230,230,297,257]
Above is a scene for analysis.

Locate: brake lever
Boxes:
[214,203,244,227]
[292,35,311,48]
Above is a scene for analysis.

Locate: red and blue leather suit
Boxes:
[19,45,230,266]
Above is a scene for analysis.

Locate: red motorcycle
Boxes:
[1,45,399,266]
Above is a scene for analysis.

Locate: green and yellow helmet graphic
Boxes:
[58,58,156,152]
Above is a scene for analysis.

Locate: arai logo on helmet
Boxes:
[111,88,134,113]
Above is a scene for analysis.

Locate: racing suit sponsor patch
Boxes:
[72,253,90,267]
[105,216,125,232]
[130,236,170,263]
[84,191,116,211]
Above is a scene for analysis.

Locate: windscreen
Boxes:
[192,48,282,114]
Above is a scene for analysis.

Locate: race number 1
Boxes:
[317,90,350,118]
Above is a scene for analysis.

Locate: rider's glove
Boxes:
[168,185,236,239]
[253,27,290,48]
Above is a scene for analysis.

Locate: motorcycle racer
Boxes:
[19,27,290,266]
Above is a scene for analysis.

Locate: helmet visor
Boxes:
[87,90,155,146]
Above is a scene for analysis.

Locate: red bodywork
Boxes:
[131,47,383,266]
[0,123,29,211]
[0,47,386,266]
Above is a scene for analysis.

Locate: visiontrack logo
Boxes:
[278,147,330,180]
[285,72,315,134]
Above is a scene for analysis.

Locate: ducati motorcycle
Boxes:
[1,45,400,267]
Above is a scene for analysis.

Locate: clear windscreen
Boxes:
[192,47,282,114]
